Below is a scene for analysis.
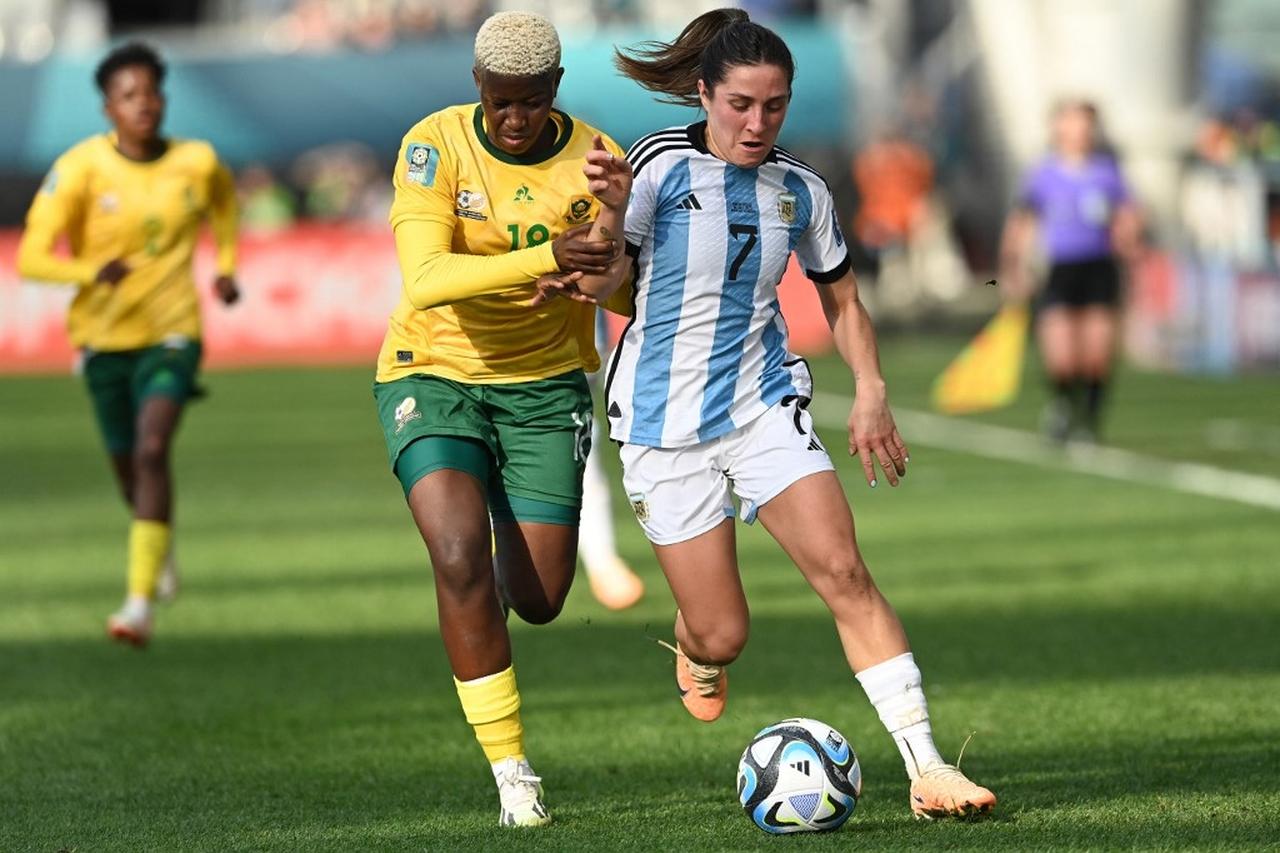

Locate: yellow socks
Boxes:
[454,665,525,764]
[127,519,171,600]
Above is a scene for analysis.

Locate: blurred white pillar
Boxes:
[967,0,1200,233]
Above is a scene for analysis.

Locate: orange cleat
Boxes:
[586,557,645,611]
[909,764,997,819]
[659,640,727,722]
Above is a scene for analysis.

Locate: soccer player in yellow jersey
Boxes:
[371,12,630,827]
[16,42,240,647]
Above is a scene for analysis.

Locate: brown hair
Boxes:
[614,8,794,109]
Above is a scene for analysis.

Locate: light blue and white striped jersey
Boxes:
[605,122,851,448]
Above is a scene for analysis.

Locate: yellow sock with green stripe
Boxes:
[127,519,171,600]
[454,665,525,764]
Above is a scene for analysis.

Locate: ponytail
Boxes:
[614,8,793,108]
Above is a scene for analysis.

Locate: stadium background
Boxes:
[1,1,1278,850]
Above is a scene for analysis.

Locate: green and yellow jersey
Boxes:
[17,133,237,352]
[377,103,625,385]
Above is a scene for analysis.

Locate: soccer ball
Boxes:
[736,718,861,834]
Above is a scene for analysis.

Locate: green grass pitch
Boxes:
[1,336,1277,851]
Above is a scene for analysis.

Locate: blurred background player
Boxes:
[579,312,644,611]
[16,41,240,647]
[370,11,625,827]
[544,8,998,820]
[999,100,1143,443]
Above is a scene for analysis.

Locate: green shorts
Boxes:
[83,338,203,454]
[373,370,593,526]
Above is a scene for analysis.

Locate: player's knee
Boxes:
[132,436,170,474]
[511,595,564,625]
[817,553,875,601]
[428,537,493,601]
[687,622,748,665]
[507,564,573,625]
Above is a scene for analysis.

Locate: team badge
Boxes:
[629,493,649,523]
[565,196,593,224]
[455,189,488,221]
[405,143,440,187]
[99,193,119,213]
[777,192,797,224]
[394,396,422,434]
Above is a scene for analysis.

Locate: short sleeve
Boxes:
[623,150,658,254]
[1103,157,1132,206]
[1018,164,1046,212]
[388,125,457,231]
[795,180,851,284]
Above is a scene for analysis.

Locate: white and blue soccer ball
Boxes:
[736,717,861,834]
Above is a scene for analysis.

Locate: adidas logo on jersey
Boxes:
[677,193,702,211]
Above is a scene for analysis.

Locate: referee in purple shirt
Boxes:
[1000,100,1143,443]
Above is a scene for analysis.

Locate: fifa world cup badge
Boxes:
[405,143,439,187]
[777,192,797,225]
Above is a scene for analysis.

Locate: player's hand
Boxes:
[848,391,909,488]
[214,275,240,306]
[529,271,598,307]
[95,258,130,286]
[552,222,618,275]
[583,135,632,210]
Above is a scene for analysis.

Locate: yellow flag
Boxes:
[931,304,1030,414]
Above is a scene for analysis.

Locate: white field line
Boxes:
[810,392,1280,512]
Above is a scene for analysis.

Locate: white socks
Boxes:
[856,652,945,779]
[578,422,618,574]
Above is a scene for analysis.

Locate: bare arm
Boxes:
[816,270,909,487]
[998,208,1038,302]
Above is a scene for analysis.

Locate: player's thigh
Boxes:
[725,399,836,529]
[755,469,868,596]
[653,517,746,638]
[406,466,492,586]
[1035,305,1077,376]
[1078,306,1119,374]
[83,349,141,454]
[620,441,747,629]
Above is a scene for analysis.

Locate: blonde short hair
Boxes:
[474,11,561,78]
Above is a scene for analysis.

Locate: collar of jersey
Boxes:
[685,120,780,166]
[104,131,172,165]
[472,105,574,165]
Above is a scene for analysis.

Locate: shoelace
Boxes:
[919,763,978,789]
[655,639,723,697]
[498,766,543,806]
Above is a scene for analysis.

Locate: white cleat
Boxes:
[107,598,153,648]
[156,552,180,603]
[493,757,551,828]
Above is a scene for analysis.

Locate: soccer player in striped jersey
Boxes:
[372,12,627,827]
[17,42,240,647]
[547,8,997,820]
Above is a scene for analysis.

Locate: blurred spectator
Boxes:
[291,142,391,224]
[237,163,297,234]
[1178,117,1268,373]
[852,130,934,256]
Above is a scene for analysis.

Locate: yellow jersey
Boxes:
[376,103,624,384]
[17,133,237,352]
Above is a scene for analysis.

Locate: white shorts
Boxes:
[619,398,836,546]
